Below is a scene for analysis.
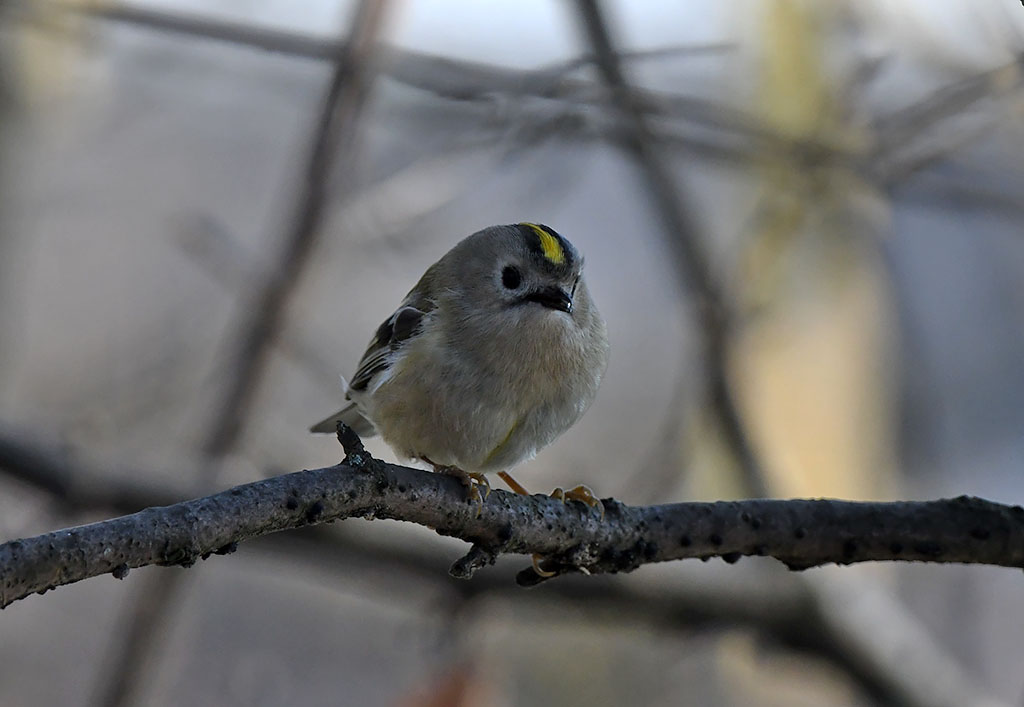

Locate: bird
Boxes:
[311,223,609,520]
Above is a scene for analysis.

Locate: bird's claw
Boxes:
[467,472,492,500]
[464,472,491,516]
[435,466,489,517]
[531,553,556,578]
[497,471,604,576]
[500,472,605,519]
[550,484,605,520]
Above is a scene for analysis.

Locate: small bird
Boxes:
[311,223,609,515]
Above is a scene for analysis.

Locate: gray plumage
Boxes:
[310,223,609,474]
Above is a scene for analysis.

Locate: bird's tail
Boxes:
[309,403,377,436]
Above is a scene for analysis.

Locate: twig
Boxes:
[267,529,1006,707]
[12,0,1017,188]
[199,0,392,461]
[572,0,768,496]
[86,4,393,704]
[89,569,183,707]
[58,2,728,105]
[1,429,1022,609]
[570,10,1018,707]
[0,424,182,512]
[174,214,341,384]
[872,54,1024,172]
[5,0,816,162]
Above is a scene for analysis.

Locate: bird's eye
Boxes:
[501,265,522,289]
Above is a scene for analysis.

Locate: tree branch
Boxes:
[0,426,1004,707]
[2,429,1021,609]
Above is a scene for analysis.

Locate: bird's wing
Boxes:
[348,283,436,394]
[308,402,378,435]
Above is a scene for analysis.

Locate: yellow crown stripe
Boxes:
[522,223,565,265]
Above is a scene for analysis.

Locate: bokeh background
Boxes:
[1,1,1023,705]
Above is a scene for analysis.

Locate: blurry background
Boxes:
[1,0,1023,705]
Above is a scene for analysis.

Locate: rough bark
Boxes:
[1,429,1022,609]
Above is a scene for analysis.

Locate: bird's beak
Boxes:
[525,285,573,313]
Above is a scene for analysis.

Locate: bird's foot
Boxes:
[531,554,557,578]
[497,471,603,578]
[498,471,604,519]
[550,484,605,520]
[496,470,530,496]
[433,464,490,517]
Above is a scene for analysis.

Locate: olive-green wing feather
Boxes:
[348,305,429,392]
[347,269,438,392]
[310,273,437,435]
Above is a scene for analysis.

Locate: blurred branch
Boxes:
[872,53,1024,181]
[2,428,1022,609]
[0,424,181,511]
[199,0,392,461]
[572,0,768,496]
[569,9,1017,707]
[9,0,1018,186]
[269,529,1007,707]
[88,3,394,704]
[175,214,340,383]
[5,0,832,166]
[61,1,728,102]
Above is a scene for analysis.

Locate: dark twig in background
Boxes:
[200,0,392,461]
[0,424,181,512]
[573,0,767,496]
[568,9,1020,706]
[8,2,1014,189]
[871,53,1024,181]
[88,4,393,705]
